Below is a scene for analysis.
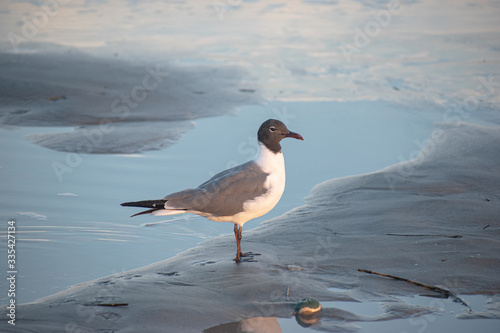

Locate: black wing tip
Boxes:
[120,200,167,208]
[130,209,156,217]
[121,200,168,218]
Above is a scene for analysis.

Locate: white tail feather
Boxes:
[151,209,187,216]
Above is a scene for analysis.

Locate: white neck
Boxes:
[254,142,285,174]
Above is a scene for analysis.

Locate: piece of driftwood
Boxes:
[84,303,129,307]
[357,269,471,310]
[385,233,463,238]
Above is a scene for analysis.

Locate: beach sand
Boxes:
[2,121,499,332]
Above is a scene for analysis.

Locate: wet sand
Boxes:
[0,44,261,153]
[2,121,499,332]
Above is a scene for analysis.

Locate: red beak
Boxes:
[285,131,304,141]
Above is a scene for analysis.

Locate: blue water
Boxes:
[0,100,438,304]
[277,294,499,333]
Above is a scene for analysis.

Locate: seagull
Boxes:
[121,119,303,262]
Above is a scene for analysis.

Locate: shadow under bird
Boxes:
[121,119,303,262]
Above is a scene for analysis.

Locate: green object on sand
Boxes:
[294,297,322,315]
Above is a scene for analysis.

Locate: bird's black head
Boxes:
[257,119,304,153]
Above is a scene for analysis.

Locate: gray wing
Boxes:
[163,161,269,217]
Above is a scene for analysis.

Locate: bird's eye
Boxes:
[269,126,276,132]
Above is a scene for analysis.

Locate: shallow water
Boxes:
[275,294,499,333]
[1,0,499,331]
[0,100,439,304]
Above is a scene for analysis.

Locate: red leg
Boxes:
[234,224,242,262]
[233,225,259,262]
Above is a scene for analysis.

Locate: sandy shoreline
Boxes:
[2,121,499,332]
